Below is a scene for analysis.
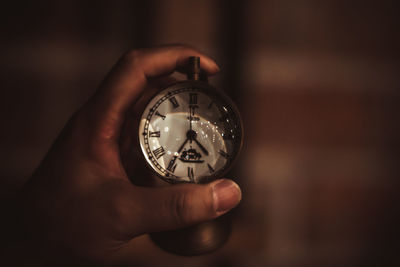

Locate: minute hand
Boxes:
[193,138,209,156]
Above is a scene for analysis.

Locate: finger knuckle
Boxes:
[109,193,133,231]
[169,192,190,227]
[110,193,126,218]
[105,182,132,222]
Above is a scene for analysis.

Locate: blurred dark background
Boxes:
[1,0,399,266]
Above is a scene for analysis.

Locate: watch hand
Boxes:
[178,130,197,154]
[177,138,189,153]
[189,106,193,142]
[193,138,209,156]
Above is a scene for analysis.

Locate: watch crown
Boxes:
[187,56,202,81]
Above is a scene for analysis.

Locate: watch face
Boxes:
[138,81,243,184]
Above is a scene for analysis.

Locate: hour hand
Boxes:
[193,138,209,156]
[177,138,189,153]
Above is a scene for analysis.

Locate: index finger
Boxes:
[87,45,220,141]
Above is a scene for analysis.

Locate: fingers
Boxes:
[131,179,242,234]
[86,45,220,141]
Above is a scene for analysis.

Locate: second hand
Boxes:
[189,105,194,143]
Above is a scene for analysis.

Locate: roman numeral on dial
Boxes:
[169,96,179,108]
[149,131,160,137]
[167,156,178,173]
[219,149,230,159]
[155,111,166,120]
[153,146,165,159]
[188,167,194,182]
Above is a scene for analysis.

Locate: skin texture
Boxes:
[18,45,242,264]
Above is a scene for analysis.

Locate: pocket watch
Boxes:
[138,57,243,184]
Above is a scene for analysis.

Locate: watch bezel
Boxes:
[137,80,244,184]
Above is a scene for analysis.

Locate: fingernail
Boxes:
[212,179,242,213]
[204,57,220,72]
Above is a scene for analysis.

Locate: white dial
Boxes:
[138,82,242,184]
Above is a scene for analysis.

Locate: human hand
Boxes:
[20,45,242,264]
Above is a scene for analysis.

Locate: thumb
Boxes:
[134,179,242,233]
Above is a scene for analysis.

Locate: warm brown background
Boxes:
[1,0,399,266]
